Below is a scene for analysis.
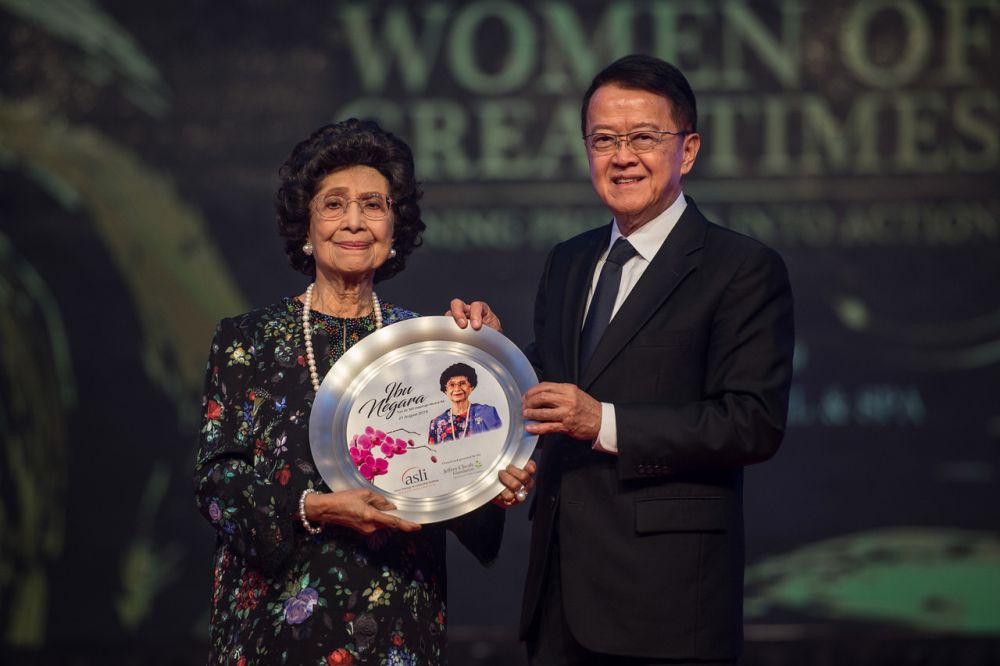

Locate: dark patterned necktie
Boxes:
[579,237,638,370]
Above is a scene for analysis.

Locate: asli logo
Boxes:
[401,466,429,485]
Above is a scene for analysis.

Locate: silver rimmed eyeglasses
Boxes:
[584,129,689,154]
[315,193,395,221]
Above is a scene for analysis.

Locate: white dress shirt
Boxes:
[585,193,688,454]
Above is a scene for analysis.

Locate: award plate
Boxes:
[309,316,538,523]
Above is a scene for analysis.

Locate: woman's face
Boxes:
[444,376,473,405]
[308,165,394,282]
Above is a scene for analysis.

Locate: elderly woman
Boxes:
[194,119,533,665]
[428,362,503,444]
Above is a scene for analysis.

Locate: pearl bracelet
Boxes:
[298,488,323,535]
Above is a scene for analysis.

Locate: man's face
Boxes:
[585,84,700,234]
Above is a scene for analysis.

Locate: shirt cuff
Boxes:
[593,403,618,454]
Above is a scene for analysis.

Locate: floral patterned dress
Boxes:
[195,297,504,666]
[427,404,503,444]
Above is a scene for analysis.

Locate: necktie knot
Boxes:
[605,237,637,267]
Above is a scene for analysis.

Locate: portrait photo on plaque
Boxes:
[427,362,503,445]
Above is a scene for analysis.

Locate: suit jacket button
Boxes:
[549,494,557,508]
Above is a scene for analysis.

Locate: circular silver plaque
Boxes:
[309,316,538,523]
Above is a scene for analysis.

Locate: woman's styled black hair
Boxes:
[275,118,425,283]
[439,362,478,391]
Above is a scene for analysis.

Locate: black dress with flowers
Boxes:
[195,298,504,666]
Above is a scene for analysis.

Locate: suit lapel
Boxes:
[580,202,708,390]
[561,226,610,383]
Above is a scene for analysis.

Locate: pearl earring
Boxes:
[389,247,397,259]
[302,242,314,256]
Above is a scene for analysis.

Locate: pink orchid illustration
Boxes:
[349,426,416,481]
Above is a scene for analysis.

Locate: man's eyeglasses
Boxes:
[315,193,394,221]
[584,130,689,154]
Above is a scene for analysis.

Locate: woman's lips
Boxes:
[334,241,372,250]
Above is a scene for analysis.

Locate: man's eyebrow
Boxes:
[586,122,663,133]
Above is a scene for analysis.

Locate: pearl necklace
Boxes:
[302,282,382,394]
[448,406,471,441]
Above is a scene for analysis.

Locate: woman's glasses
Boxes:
[315,193,394,221]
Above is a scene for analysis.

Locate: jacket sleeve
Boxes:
[615,244,795,479]
[193,318,301,574]
[446,503,506,566]
[484,405,503,430]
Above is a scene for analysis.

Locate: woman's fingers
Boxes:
[362,502,421,532]
[500,461,536,489]
[362,490,395,511]
[499,468,527,491]
[312,490,421,534]
[357,491,420,530]
[494,459,538,507]
[385,515,422,532]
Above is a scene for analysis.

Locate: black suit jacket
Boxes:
[519,199,794,660]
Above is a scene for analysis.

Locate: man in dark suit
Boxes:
[522,53,795,664]
[452,54,793,664]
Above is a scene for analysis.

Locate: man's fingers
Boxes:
[467,302,484,329]
[468,301,500,331]
[524,383,559,400]
[523,391,555,408]
[446,300,502,331]
[447,298,471,328]
[523,393,563,410]
[524,383,573,405]
[523,407,565,422]
[525,421,566,435]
